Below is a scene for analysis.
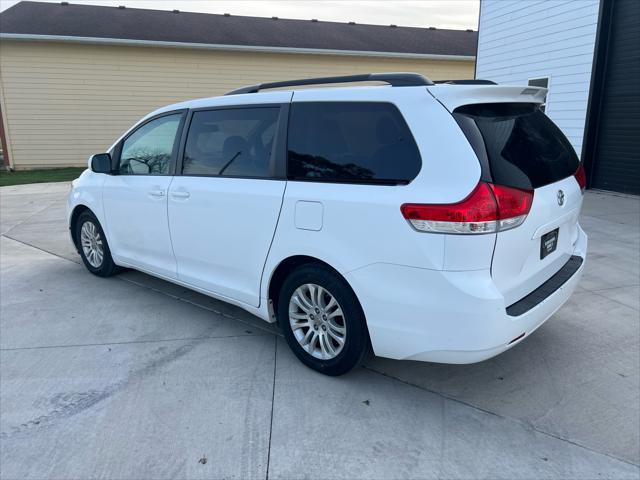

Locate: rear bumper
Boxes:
[345,225,587,363]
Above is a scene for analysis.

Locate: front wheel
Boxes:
[278,264,368,376]
[75,210,119,277]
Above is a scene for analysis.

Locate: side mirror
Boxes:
[90,153,112,174]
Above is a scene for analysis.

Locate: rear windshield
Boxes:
[453,103,579,190]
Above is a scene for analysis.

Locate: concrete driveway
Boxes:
[1,182,638,479]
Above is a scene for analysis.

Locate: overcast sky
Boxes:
[0,0,480,30]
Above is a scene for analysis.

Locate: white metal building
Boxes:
[475,0,639,194]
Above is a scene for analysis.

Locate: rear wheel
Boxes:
[76,210,119,277]
[278,264,368,376]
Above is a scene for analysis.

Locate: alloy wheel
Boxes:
[80,220,104,268]
[289,283,347,360]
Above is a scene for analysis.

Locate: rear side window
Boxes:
[454,103,579,190]
[183,107,280,178]
[287,102,421,184]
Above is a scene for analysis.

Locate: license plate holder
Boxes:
[540,228,559,259]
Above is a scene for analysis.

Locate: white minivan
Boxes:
[68,73,587,375]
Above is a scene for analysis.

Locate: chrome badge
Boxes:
[557,190,565,206]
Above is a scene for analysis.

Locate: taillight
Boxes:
[401,182,533,234]
[490,183,534,231]
[574,163,587,192]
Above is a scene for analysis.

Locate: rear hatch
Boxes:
[429,85,584,306]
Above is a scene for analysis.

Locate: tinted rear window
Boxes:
[287,102,421,184]
[453,103,579,189]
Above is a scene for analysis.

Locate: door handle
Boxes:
[148,189,165,197]
[171,191,191,199]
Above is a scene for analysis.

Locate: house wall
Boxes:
[0,41,473,169]
[475,0,600,157]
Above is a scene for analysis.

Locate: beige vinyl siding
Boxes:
[0,41,473,169]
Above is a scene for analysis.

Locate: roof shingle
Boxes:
[0,1,477,57]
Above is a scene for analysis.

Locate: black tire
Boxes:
[278,263,369,376]
[75,210,119,277]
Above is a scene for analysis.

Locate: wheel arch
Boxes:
[266,255,367,326]
[69,204,93,251]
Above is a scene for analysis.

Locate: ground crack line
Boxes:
[0,333,272,352]
[2,233,80,264]
[265,336,278,480]
[362,365,640,468]
[1,200,59,237]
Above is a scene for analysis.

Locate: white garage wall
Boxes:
[475,0,600,158]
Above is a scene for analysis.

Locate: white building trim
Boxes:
[0,34,475,62]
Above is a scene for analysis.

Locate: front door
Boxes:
[168,101,288,306]
[102,112,185,279]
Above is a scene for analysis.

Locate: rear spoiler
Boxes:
[427,84,548,112]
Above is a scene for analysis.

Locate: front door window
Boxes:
[118,114,182,175]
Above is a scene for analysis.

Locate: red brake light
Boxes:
[490,183,534,227]
[574,163,587,192]
[401,182,497,222]
[401,182,533,234]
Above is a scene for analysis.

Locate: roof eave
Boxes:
[0,33,476,61]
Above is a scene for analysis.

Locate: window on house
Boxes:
[528,77,549,112]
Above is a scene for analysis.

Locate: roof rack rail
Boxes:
[224,72,434,95]
[433,79,497,85]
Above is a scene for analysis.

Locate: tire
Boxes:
[75,210,119,277]
[278,263,369,376]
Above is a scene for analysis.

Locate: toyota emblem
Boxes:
[557,190,565,206]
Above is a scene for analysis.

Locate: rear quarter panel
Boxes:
[262,86,484,299]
